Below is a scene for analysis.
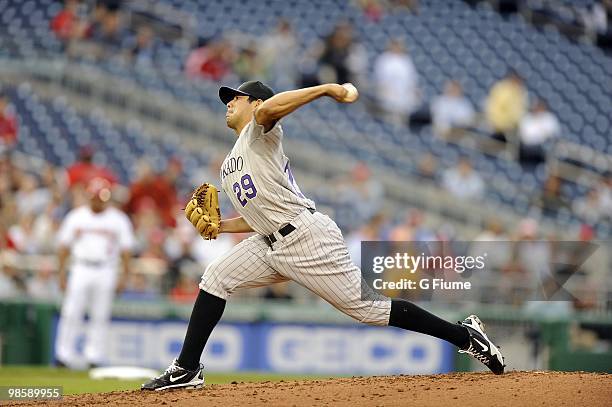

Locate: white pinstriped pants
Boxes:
[199,209,391,325]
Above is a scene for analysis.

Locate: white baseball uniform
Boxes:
[199,117,391,325]
[55,204,134,366]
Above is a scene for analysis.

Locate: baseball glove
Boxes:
[185,183,221,240]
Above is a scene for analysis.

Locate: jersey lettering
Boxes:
[221,156,244,180]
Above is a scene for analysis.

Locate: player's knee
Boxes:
[338,304,390,327]
[199,261,232,299]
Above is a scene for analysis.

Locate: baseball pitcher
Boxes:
[142,81,504,391]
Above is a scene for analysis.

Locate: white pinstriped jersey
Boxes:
[220,116,316,235]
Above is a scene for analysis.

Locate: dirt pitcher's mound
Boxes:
[10,371,612,407]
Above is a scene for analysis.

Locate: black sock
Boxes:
[177,290,226,370]
[388,299,469,348]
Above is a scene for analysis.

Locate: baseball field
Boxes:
[2,368,611,406]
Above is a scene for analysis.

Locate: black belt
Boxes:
[265,208,315,247]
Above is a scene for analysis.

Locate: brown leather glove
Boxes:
[184,183,221,240]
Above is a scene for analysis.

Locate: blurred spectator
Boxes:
[574,0,612,49]
[50,0,85,42]
[347,213,386,267]
[165,235,198,292]
[518,100,560,166]
[534,173,570,216]
[0,251,26,299]
[7,215,39,254]
[388,219,414,242]
[233,42,267,83]
[572,188,605,224]
[170,273,199,303]
[65,145,117,188]
[125,25,156,66]
[474,219,507,241]
[120,273,159,301]
[125,160,179,228]
[416,153,438,181]
[40,163,62,194]
[0,167,18,251]
[442,158,484,200]
[131,200,164,255]
[504,219,546,280]
[357,0,385,22]
[430,80,476,138]
[15,173,52,216]
[404,209,436,241]
[357,0,419,18]
[595,1,612,49]
[338,163,384,223]
[27,262,61,302]
[582,1,609,34]
[0,93,18,151]
[386,209,436,244]
[470,219,511,272]
[185,38,234,81]
[262,282,294,300]
[31,197,64,255]
[260,19,299,89]
[597,175,612,219]
[82,1,108,39]
[314,22,367,86]
[90,9,124,56]
[373,39,421,125]
[0,152,15,186]
[485,71,528,142]
[140,228,168,261]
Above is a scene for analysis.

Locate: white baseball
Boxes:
[341,83,359,103]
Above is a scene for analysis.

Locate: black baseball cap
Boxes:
[219,80,275,105]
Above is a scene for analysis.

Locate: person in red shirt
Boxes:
[124,160,180,228]
[185,38,234,81]
[50,0,83,41]
[169,273,199,303]
[65,145,117,188]
[0,94,18,149]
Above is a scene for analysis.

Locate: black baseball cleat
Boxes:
[141,359,204,391]
[458,315,505,375]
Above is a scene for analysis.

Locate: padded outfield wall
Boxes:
[1,299,611,373]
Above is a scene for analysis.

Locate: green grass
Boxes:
[0,366,335,395]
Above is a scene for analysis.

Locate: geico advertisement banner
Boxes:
[53,319,453,374]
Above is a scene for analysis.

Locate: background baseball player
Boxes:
[142,81,504,391]
[55,177,135,368]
